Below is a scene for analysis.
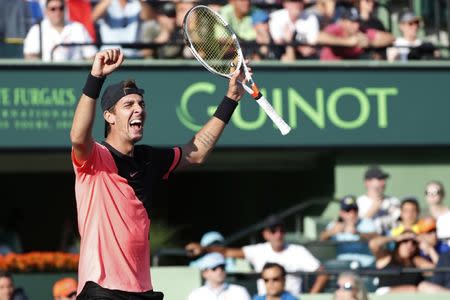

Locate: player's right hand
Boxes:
[91,49,124,77]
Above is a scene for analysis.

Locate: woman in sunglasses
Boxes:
[424,181,448,219]
[333,272,368,300]
[424,181,450,254]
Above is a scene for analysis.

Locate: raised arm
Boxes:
[91,0,112,22]
[176,69,246,170]
[70,49,124,162]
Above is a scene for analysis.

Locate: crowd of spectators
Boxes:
[185,165,450,298]
[0,0,443,61]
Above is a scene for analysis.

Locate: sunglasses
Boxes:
[406,21,419,26]
[268,226,285,234]
[48,5,64,12]
[263,276,283,283]
[337,282,354,291]
[209,264,225,271]
[66,291,77,298]
[425,190,442,196]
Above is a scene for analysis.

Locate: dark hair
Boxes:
[400,197,420,213]
[392,231,419,266]
[46,0,63,7]
[104,80,140,138]
[0,271,13,281]
[261,262,286,278]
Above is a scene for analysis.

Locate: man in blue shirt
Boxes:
[253,263,299,300]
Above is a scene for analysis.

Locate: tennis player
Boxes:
[70,48,246,299]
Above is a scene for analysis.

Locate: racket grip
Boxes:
[256,95,291,135]
[237,80,291,135]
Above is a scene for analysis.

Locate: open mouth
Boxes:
[130,119,143,131]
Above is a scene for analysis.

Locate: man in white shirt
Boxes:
[186,215,328,295]
[23,0,96,62]
[187,252,251,300]
[387,9,437,61]
[269,0,320,60]
[356,166,400,235]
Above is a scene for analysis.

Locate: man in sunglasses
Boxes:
[320,195,377,267]
[387,9,437,61]
[23,0,96,61]
[186,215,328,296]
[187,252,251,300]
[253,263,298,300]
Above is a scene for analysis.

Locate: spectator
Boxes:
[189,231,237,272]
[23,0,96,61]
[391,197,436,237]
[253,263,299,300]
[139,1,160,58]
[250,10,283,60]
[52,277,77,300]
[423,181,450,253]
[418,251,450,293]
[357,0,384,31]
[155,0,196,59]
[187,252,251,300]
[220,0,258,41]
[356,0,386,59]
[391,197,437,257]
[333,272,368,300]
[269,0,320,60]
[0,272,28,300]
[387,9,437,61]
[319,6,394,60]
[369,231,438,294]
[319,195,377,267]
[306,0,336,29]
[186,215,328,295]
[356,166,400,235]
[424,181,449,219]
[92,0,151,58]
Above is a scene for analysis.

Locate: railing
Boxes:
[48,41,450,62]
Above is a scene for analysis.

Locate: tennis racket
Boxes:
[183,5,291,135]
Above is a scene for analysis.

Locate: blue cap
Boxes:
[340,195,358,211]
[200,231,225,247]
[198,252,225,270]
[252,10,269,25]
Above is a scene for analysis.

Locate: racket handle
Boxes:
[238,81,291,135]
[256,95,291,135]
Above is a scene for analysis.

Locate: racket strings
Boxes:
[186,8,240,76]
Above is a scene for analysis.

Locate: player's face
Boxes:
[0,277,14,300]
[46,0,65,27]
[109,94,146,143]
[262,267,285,297]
